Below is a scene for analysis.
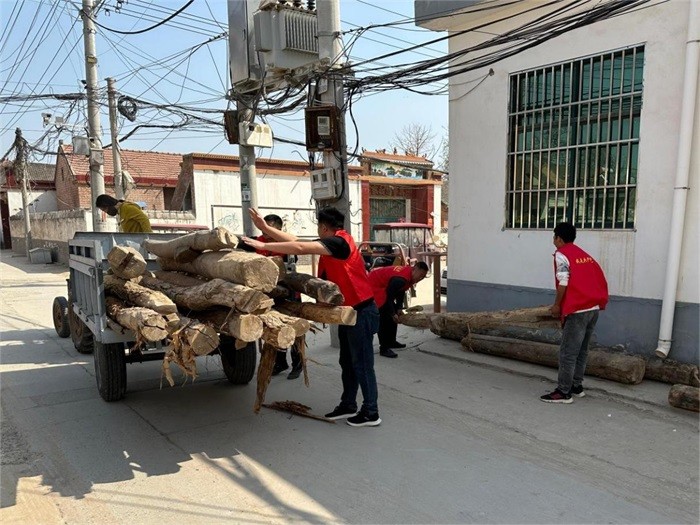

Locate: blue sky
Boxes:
[0,0,448,164]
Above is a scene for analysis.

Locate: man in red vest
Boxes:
[369,262,429,358]
[243,207,382,427]
[541,222,609,404]
[252,214,303,380]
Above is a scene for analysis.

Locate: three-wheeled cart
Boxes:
[52,232,257,401]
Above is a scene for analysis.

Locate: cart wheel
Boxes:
[52,297,70,338]
[94,341,126,402]
[69,306,94,354]
[219,336,257,385]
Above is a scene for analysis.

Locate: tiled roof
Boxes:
[361,149,433,167]
[26,162,55,182]
[60,144,182,184]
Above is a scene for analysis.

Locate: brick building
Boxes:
[55,144,182,211]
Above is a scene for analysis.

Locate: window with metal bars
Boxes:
[506,46,644,230]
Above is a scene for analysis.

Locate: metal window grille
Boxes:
[506,46,644,230]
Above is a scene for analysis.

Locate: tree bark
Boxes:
[140,273,273,313]
[430,307,559,341]
[255,343,277,413]
[645,357,700,387]
[261,310,311,338]
[276,300,357,326]
[158,250,279,292]
[397,312,436,329]
[143,227,239,263]
[668,384,700,412]
[190,309,263,342]
[152,270,208,287]
[270,256,287,282]
[105,297,168,342]
[104,275,177,314]
[281,272,344,305]
[461,334,646,385]
[107,246,146,279]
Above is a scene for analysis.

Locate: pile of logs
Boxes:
[398,307,700,410]
[102,227,358,410]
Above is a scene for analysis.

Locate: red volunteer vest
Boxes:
[255,235,286,259]
[318,230,374,307]
[368,265,413,308]
[555,243,609,320]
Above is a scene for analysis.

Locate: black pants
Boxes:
[275,341,302,369]
[377,302,399,350]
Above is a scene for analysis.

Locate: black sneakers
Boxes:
[272,363,289,376]
[324,405,359,420]
[571,385,586,398]
[287,364,302,380]
[389,341,407,349]
[347,410,381,427]
[540,389,573,404]
[379,348,398,358]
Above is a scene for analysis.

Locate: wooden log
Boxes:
[255,343,277,412]
[107,246,146,279]
[270,256,287,282]
[430,306,559,341]
[143,227,239,263]
[190,309,263,342]
[461,334,646,385]
[261,310,311,338]
[276,300,356,326]
[104,274,177,314]
[281,272,344,305]
[397,312,436,329]
[140,273,273,313]
[170,317,220,357]
[260,322,296,349]
[645,357,700,387]
[152,270,208,286]
[105,297,168,342]
[668,384,700,412]
[158,250,279,292]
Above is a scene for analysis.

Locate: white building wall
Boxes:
[193,169,363,240]
[447,0,698,304]
[6,189,57,216]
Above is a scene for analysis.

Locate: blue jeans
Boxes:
[558,310,599,394]
[338,301,380,415]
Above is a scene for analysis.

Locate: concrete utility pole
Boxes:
[317,0,350,232]
[237,101,259,237]
[80,0,106,231]
[106,77,124,199]
[13,129,31,258]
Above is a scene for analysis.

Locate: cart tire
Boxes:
[52,297,70,338]
[69,307,94,354]
[220,336,257,385]
[94,341,127,402]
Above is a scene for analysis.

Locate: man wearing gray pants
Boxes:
[541,222,609,404]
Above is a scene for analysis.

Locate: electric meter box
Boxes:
[310,168,339,200]
[305,106,341,151]
[238,122,273,148]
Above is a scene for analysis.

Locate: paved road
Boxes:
[1,253,698,524]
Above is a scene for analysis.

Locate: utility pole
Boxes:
[237,100,259,237]
[80,0,106,231]
[14,129,31,258]
[316,0,348,349]
[317,0,350,232]
[106,77,124,199]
